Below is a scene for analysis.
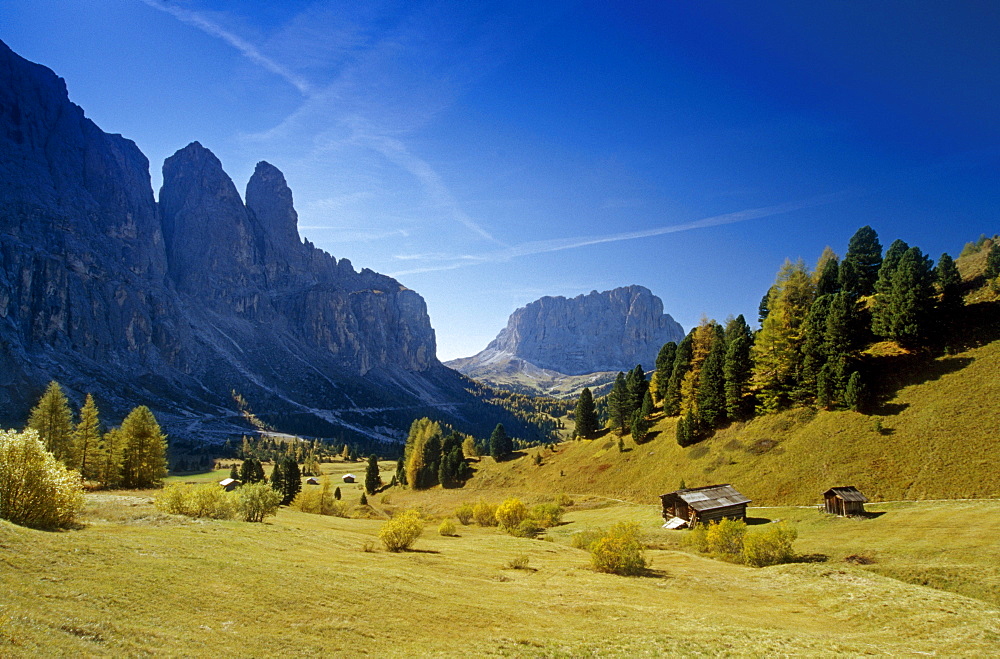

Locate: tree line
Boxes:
[575,226,992,447]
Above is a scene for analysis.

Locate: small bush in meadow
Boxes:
[495,498,529,531]
[438,519,457,536]
[706,518,747,560]
[589,521,647,576]
[237,481,282,523]
[379,509,424,552]
[504,554,531,570]
[742,522,798,567]
[571,528,605,551]
[530,503,563,528]
[472,500,498,527]
[156,483,189,515]
[557,492,574,507]
[681,523,710,552]
[510,518,542,538]
[454,502,474,525]
[0,429,83,529]
[155,483,235,519]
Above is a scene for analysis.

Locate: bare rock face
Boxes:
[0,39,510,444]
[448,286,684,394]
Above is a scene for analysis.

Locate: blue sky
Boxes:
[5,1,998,360]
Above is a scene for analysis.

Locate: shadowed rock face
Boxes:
[0,39,508,444]
[450,286,685,380]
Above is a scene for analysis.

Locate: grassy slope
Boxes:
[3,495,999,656]
[465,338,1000,506]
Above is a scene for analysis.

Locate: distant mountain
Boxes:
[0,39,530,445]
[447,286,684,397]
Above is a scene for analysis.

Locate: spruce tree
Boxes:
[723,315,753,421]
[269,460,286,497]
[625,365,648,419]
[395,455,407,486]
[27,381,76,467]
[280,457,301,505]
[640,389,654,420]
[654,342,677,402]
[934,252,962,344]
[489,423,512,461]
[229,464,240,480]
[631,410,650,444]
[844,371,865,412]
[814,249,841,297]
[365,454,381,494]
[985,242,1000,279]
[607,372,629,435]
[696,334,726,429]
[118,406,168,489]
[664,333,693,416]
[74,394,103,481]
[574,387,599,439]
[842,225,883,296]
[675,410,695,447]
[334,486,342,500]
[872,246,935,346]
[875,238,910,299]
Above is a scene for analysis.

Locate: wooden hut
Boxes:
[306,477,319,485]
[219,478,240,492]
[660,484,751,526]
[342,474,356,483]
[823,486,868,516]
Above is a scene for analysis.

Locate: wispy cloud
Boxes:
[137,0,315,96]
[389,195,842,277]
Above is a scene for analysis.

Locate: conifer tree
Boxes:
[269,459,285,496]
[229,464,239,480]
[630,410,650,444]
[675,410,696,447]
[607,372,629,435]
[74,394,103,481]
[625,365,648,419]
[365,454,381,494]
[723,315,753,421]
[875,238,910,299]
[664,333,693,416]
[841,225,883,296]
[640,389,654,420]
[27,381,76,467]
[118,406,168,489]
[489,423,512,461]
[334,486,341,500]
[934,252,962,343]
[843,371,866,412]
[395,456,407,486]
[654,341,677,402]
[96,427,124,489]
[814,248,840,297]
[985,242,1000,280]
[872,246,935,346]
[574,387,599,439]
[277,457,301,505]
[696,331,727,430]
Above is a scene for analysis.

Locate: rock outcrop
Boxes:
[0,39,519,444]
[447,286,684,397]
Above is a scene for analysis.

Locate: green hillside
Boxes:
[464,336,1000,506]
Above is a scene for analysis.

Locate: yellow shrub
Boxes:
[438,519,457,536]
[589,522,647,576]
[454,503,474,525]
[379,509,424,551]
[472,500,498,527]
[0,429,83,529]
[742,522,798,567]
[706,518,747,559]
[495,498,528,531]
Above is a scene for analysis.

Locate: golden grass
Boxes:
[464,339,1000,507]
[2,495,999,656]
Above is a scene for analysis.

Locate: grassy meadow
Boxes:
[3,489,1000,656]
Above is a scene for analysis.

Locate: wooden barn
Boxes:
[342,474,356,483]
[823,486,868,516]
[218,478,240,492]
[660,484,751,526]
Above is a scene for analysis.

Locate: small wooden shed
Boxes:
[219,477,240,492]
[823,486,868,516]
[306,477,319,485]
[660,484,751,526]
[342,474,356,483]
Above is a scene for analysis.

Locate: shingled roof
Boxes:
[666,484,752,511]
[824,486,868,503]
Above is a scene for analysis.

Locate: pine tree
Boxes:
[631,410,650,444]
[395,455,407,486]
[814,247,841,297]
[365,454,381,494]
[27,381,76,467]
[640,389,654,419]
[654,341,677,402]
[574,387,599,439]
[118,406,168,489]
[625,365,648,419]
[229,464,239,480]
[872,246,935,347]
[269,460,286,497]
[489,423,512,461]
[675,410,696,447]
[985,242,1000,279]
[844,371,865,412]
[279,457,301,505]
[74,394,103,481]
[607,372,629,435]
[934,252,962,344]
[841,225,883,296]
[664,333,693,416]
[359,492,368,506]
[334,486,342,500]
[875,238,910,299]
[723,315,753,421]
[696,327,727,429]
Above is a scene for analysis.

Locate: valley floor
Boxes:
[2,492,999,656]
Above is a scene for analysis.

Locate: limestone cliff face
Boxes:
[0,39,486,443]
[450,286,685,380]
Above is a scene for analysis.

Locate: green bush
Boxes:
[681,523,710,553]
[589,522,647,576]
[742,522,798,566]
[557,492,574,507]
[454,502,474,525]
[706,518,747,559]
[530,503,563,528]
[510,518,542,538]
[438,519,457,536]
[236,481,282,523]
[156,483,189,515]
[472,500,498,527]
[380,509,424,552]
[156,483,236,519]
[0,429,83,529]
[291,477,346,517]
[495,498,529,531]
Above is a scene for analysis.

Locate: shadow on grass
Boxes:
[405,548,442,554]
[745,517,772,526]
[793,553,829,564]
